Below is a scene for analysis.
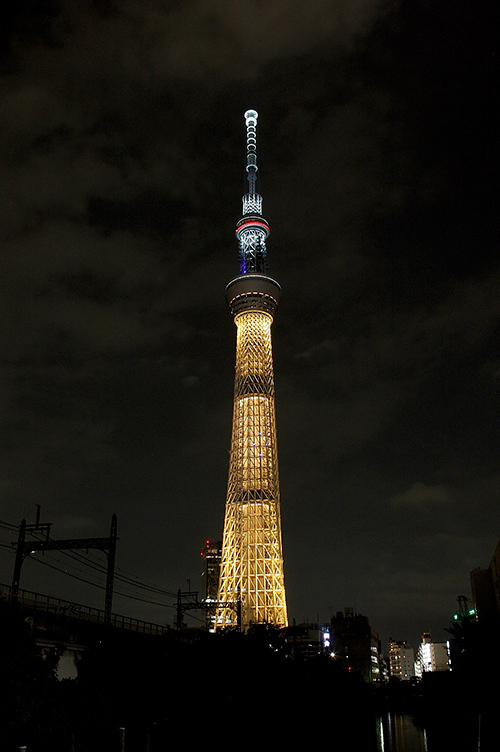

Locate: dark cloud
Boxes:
[0,0,498,648]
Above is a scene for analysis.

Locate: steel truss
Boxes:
[217,310,287,628]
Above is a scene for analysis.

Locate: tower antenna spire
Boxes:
[245,109,258,196]
[236,110,270,275]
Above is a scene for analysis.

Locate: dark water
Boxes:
[376,713,427,752]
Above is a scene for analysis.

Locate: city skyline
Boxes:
[0,0,497,648]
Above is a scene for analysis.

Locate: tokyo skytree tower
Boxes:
[216,111,288,629]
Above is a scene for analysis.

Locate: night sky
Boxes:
[0,0,498,650]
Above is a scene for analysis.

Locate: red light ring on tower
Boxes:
[235,218,270,239]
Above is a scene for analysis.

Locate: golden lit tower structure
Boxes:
[216,111,287,629]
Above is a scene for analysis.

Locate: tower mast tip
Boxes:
[244,109,258,122]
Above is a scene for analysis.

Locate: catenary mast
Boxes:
[216,111,288,629]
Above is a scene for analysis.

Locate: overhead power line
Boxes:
[1,515,178,606]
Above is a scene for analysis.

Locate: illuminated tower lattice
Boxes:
[216,111,287,629]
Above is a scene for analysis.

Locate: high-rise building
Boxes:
[388,639,415,680]
[200,539,222,629]
[470,536,500,619]
[414,633,450,677]
[330,608,382,682]
[216,111,287,629]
